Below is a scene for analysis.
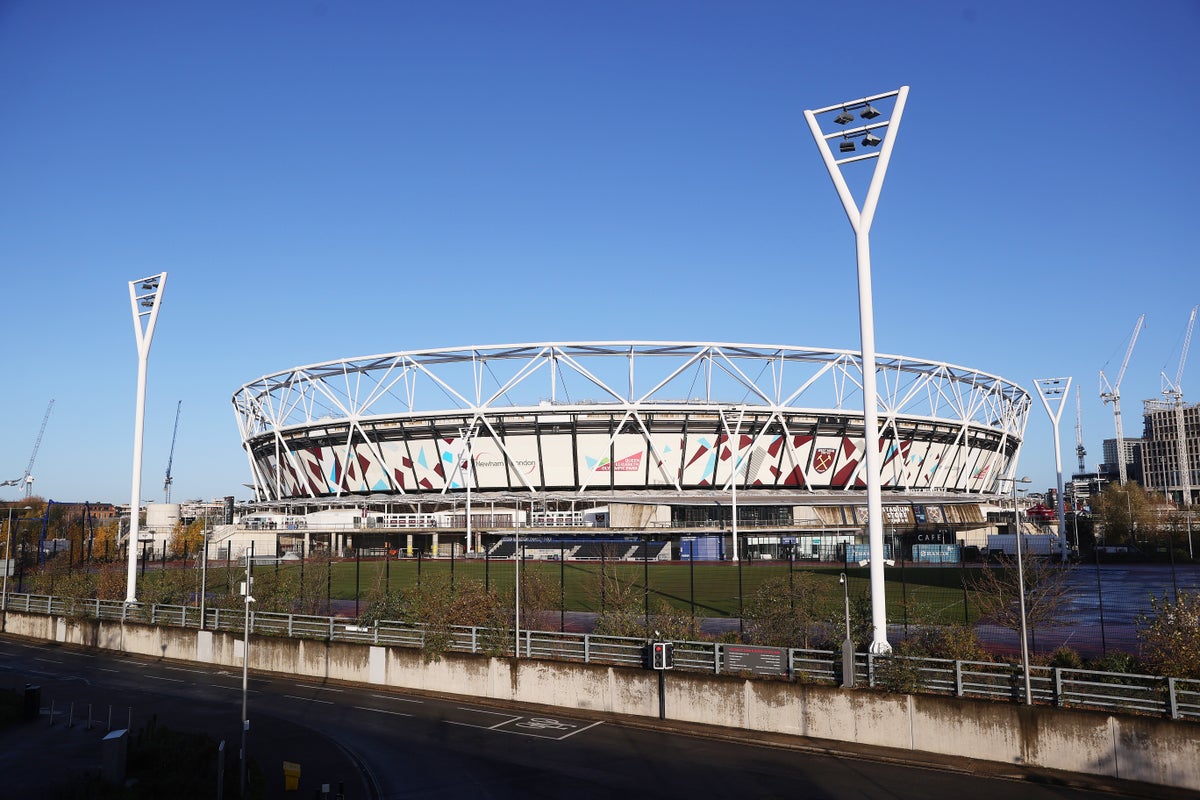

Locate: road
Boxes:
[0,635,1187,799]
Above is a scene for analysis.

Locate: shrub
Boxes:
[1137,591,1200,678]
[1044,646,1083,669]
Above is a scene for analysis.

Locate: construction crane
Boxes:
[1074,385,1087,474]
[1100,314,1145,484]
[1162,306,1197,507]
[164,400,182,503]
[1,400,55,498]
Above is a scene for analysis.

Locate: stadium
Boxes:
[228,342,1034,562]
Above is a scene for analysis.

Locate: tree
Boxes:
[169,518,206,559]
[587,559,697,641]
[968,554,1073,640]
[1094,483,1163,549]
[742,574,830,649]
[1137,591,1200,678]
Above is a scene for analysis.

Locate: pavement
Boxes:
[0,668,372,799]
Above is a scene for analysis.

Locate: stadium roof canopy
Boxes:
[231,342,1031,503]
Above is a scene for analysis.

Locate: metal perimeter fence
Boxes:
[16,548,1200,661]
[2,590,1198,723]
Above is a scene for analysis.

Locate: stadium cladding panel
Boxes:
[231,342,1033,510]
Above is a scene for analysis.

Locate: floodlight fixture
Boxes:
[125,272,167,604]
[839,138,856,153]
[1034,376,1073,563]
[805,86,909,656]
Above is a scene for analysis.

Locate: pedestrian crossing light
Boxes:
[650,641,674,670]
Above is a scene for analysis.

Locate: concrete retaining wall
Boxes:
[7,611,1197,791]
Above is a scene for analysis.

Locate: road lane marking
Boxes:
[354,706,411,717]
[292,683,343,692]
[456,707,513,717]
[369,694,422,703]
[143,675,184,683]
[285,695,333,704]
[164,666,210,675]
[555,720,604,739]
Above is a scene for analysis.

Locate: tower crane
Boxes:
[1,400,55,498]
[1100,314,1145,484]
[1162,306,1197,507]
[1074,385,1086,474]
[164,400,182,504]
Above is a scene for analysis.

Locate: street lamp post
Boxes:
[125,273,167,604]
[839,572,855,688]
[238,550,275,797]
[1005,475,1034,704]
[514,498,521,657]
[806,86,909,654]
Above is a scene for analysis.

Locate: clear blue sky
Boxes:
[2,1,1198,505]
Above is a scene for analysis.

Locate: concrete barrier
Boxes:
[6,611,1198,791]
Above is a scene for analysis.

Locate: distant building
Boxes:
[1101,437,1144,485]
[1141,400,1200,504]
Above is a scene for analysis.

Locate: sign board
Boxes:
[1,559,11,578]
[724,645,787,677]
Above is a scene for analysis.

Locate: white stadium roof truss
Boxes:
[232,342,1031,502]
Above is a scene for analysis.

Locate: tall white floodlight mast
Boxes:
[126,273,167,603]
[1035,377,1072,561]
[805,86,909,655]
[1100,314,1145,484]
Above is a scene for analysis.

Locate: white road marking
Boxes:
[285,695,333,704]
[369,694,422,704]
[354,706,411,717]
[456,706,514,717]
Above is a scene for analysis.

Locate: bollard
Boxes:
[102,729,129,785]
[87,703,93,731]
[68,701,74,728]
[49,699,55,727]
[22,685,40,722]
[107,704,113,732]
[283,761,301,792]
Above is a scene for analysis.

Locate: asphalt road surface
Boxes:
[0,634,1189,799]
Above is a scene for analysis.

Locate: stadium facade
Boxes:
[230,342,1033,558]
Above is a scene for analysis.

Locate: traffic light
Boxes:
[650,641,674,670]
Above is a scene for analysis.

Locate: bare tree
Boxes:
[969,555,1073,637]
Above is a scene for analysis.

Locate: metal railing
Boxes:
[4,591,1197,722]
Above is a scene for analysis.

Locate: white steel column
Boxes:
[1035,377,1072,562]
[125,273,166,604]
[805,87,908,654]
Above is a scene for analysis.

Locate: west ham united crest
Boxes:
[813,447,835,473]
